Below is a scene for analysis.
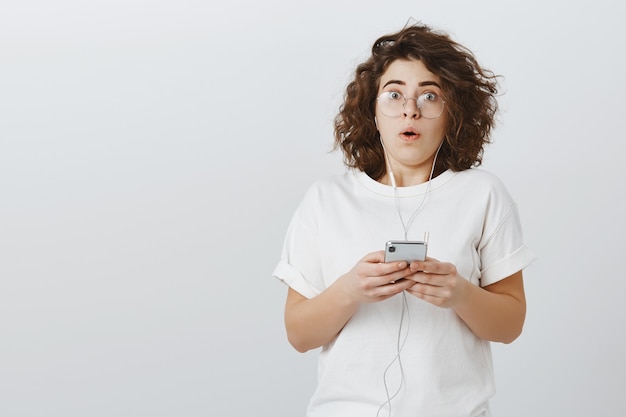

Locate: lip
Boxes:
[399,126,421,143]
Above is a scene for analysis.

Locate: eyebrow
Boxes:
[382,79,442,89]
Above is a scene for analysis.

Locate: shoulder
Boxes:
[453,168,506,186]
[451,168,512,196]
[296,171,356,209]
[446,169,517,215]
[304,170,359,198]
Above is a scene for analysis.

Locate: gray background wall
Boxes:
[1,0,625,415]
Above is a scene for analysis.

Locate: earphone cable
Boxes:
[376,291,411,417]
[391,141,443,240]
[377,138,443,416]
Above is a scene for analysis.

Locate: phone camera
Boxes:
[388,246,396,253]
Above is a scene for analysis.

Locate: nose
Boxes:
[403,97,420,119]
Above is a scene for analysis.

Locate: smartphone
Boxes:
[384,240,427,263]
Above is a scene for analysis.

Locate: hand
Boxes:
[404,257,470,309]
[336,251,416,304]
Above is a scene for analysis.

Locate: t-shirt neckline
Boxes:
[352,169,457,198]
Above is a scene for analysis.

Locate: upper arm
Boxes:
[285,287,307,312]
[284,287,311,330]
[484,270,526,310]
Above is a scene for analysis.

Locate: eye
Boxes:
[387,91,403,100]
[421,92,439,102]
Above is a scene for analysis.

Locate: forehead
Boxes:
[379,59,441,89]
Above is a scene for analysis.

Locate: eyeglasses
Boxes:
[376,91,445,119]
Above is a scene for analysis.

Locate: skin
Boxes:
[375,59,448,186]
[284,58,526,353]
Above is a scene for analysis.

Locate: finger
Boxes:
[406,287,447,307]
[408,256,440,270]
[362,250,386,263]
[409,260,450,274]
[375,260,409,277]
[408,279,449,296]
[377,278,415,297]
[368,264,410,288]
[357,261,409,288]
[405,271,451,289]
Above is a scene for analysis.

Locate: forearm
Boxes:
[284,253,414,352]
[285,284,360,353]
[454,272,526,344]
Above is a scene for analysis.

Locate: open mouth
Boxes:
[400,128,420,141]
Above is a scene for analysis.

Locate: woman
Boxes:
[273,22,535,417]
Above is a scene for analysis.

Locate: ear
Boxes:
[374,117,379,129]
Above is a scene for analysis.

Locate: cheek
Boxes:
[374,107,383,126]
[375,116,392,135]
[439,114,449,136]
[428,118,447,139]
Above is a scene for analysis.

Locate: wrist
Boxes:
[452,276,475,313]
[332,275,363,309]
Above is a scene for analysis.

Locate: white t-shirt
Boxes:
[273,168,535,417]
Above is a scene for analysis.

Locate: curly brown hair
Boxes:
[334,23,499,180]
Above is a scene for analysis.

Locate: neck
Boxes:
[379,169,430,187]
[379,141,445,187]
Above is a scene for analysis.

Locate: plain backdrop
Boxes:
[1,0,625,416]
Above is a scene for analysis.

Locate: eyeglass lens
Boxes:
[377,92,444,119]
